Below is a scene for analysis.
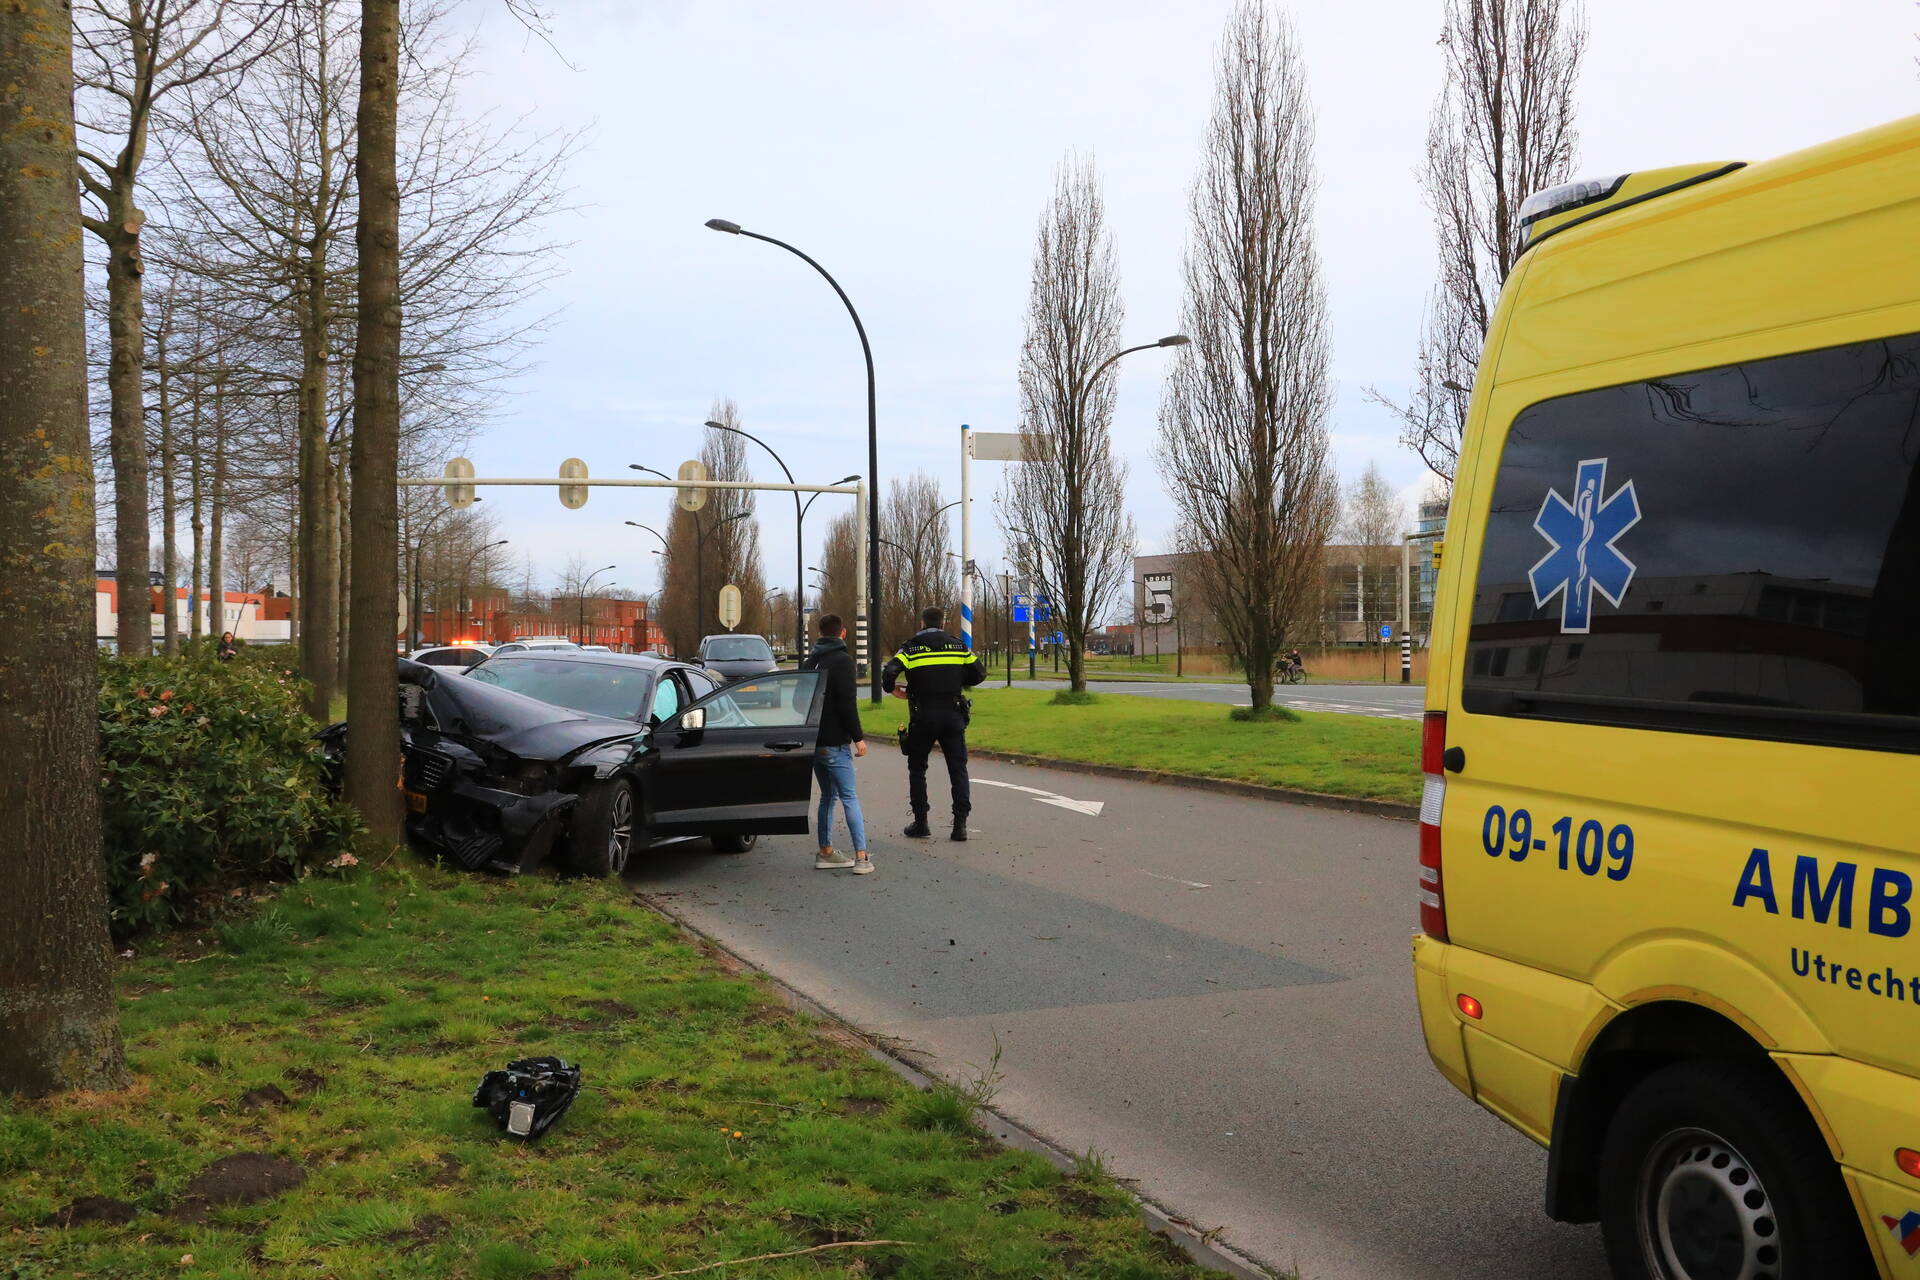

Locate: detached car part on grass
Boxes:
[318,659,827,877]
[473,1056,583,1139]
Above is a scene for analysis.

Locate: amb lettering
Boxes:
[1730,848,1912,938]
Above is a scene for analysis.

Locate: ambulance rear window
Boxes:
[1462,331,1920,754]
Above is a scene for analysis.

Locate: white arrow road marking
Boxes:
[975,777,1105,817]
[1035,795,1105,817]
[1141,870,1212,889]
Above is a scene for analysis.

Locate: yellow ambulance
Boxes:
[1413,113,1920,1280]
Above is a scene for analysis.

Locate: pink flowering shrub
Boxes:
[98,648,361,936]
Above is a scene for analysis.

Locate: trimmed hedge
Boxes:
[98,644,361,937]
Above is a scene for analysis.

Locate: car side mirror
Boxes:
[678,707,706,732]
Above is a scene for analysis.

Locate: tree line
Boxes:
[1001,0,1584,709]
[1,0,568,1095]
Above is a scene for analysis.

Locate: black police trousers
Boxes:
[903,703,969,819]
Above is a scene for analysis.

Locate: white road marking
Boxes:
[1141,870,1212,889]
[975,777,1105,816]
[1035,795,1105,816]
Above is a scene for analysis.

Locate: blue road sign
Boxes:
[1013,593,1050,624]
[1379,623,1393,640]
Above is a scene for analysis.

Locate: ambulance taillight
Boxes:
[1419,711,1449,942]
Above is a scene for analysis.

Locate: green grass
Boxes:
[867,687,1419,806]
[2,869,1223,1279]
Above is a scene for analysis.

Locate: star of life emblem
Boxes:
[1884,1210,1920,1258]
[1529,457,1641,634]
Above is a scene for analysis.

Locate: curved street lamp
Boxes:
[704,418,810,658]
[458,539,509,642]
[409,495,481,647]
[692,509,748,635]
[623,520,669,552]
[1019,335,1187,680]
[706,218,882,702]
[579,563,617,643]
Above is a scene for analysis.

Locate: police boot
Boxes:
[950,816,969,842]
[903,815,932,839]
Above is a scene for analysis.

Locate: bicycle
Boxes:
[1278,659,1305,685]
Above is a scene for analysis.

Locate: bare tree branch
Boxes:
[1370,0,1586,484]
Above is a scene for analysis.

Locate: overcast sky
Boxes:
[442,0,1915,608]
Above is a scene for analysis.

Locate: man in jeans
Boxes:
[799,613,872,874]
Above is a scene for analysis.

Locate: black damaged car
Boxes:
[319,654,825,876]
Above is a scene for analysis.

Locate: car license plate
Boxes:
[404,790,428,813]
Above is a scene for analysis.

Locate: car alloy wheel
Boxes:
[607,782,633,874]
[1636,1127,1778,1280]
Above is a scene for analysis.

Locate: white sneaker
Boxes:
[815,851,855,869]
[850,857,875,875]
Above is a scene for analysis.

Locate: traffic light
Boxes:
[1431,540,1445,571]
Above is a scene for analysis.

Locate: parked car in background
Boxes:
[493,636,580,656]
[408,643,495,671]
[695,633,778,681]
[318,654,825,877]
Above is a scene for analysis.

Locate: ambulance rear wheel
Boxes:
[1598,1059,1872,1280]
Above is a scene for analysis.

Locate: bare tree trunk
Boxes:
[208,377,228,640]
[105,223,151,654]
[156,331,180,654]
[345,0,405,842]
[334,454,349,691]
[286,516,299,643]
[297,280,335,716]
[0,0,128,1095]
[187,371,205,642]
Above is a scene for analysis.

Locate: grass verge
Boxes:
[866,687,1418,806]
[2,868,1222,1279]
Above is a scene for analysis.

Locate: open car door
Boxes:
[643,669,824,837]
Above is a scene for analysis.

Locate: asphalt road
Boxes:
[628,748,1607,1280]
[1008,678,1425,721]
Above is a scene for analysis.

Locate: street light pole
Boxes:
[624,521,671,651]
[800,475,858,648]
[705,218,881,701]
[914,499,960,611]
[703,419,807,660]
[408,496,481,647]
[457,539,509,643]
[694,509,749,638]
[579,563,616,644]
[1046,334,1187,683]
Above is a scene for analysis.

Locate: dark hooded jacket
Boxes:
[800,637,865,748]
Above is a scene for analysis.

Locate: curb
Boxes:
[966,747,1419,823]
[635,891,1290,1280]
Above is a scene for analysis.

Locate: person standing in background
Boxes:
[800,613,872,874]
[883,606,987,841]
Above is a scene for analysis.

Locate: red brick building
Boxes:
[417,594,666,654]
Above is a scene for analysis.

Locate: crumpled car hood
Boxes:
[399,659,638,761]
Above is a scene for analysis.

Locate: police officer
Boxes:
[882,606,987,841]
